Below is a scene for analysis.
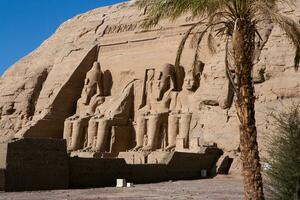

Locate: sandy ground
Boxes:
[0,175,244,200]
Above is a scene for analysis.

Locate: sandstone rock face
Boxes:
[0,1,299,159]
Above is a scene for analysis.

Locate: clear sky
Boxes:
[0,0,128,76]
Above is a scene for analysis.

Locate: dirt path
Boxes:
[0,175,243,200]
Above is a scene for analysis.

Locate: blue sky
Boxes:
[0,0,128,76]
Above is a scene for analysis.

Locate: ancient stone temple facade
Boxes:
[58,57,232,161]
[0,1,299,173]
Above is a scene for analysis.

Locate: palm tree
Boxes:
[134,0,300,199]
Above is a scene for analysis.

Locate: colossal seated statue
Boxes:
[63,61,105,151]
[132,64,177,151]
[166,68,202,151]
[85,82,134,152]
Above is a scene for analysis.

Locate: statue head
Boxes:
[81,61,102,104]
[183,69,201,92]
[152,64,175,100]
[92,61,101,72]
[146,69,155,81]
[81,83,97,105]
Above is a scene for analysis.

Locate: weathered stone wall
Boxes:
[0,138,221,191]
[0,138,69,192]
[69,157,128,188]
[70,150,221,188]
[0,1,299,157]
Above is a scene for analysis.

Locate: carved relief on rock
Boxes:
[166,66,202,151]
[63,61,106,151]
[63,60,241,156]
[132,64,177,151]
[103,23,139,36]
[85,82,134,153]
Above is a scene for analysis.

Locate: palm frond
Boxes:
[174,19,206,69]
[192,30,207,68]
[225,38,238,94]
[135,0,228,28]
[135,0,300,69]
[207,32,217,54]
[294,47,300,71]
[253,19,274,65]
[253,1,300,70]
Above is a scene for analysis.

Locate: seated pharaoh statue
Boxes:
[132,64,177,151]
[166,67,202,151]
[63,61,105,151]
[84,82,134,153]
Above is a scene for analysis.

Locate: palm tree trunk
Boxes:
[232,19,265,200]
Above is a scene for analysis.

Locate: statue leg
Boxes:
[86,118,98,150]
[63,120,72,149]
[142,114,160,151]
[166,114,178,151]
[93,119,109,152]
[69,120,84,151]
[179,114,192,149]
[132,116,146,151]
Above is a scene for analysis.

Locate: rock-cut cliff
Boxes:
[0,1,299,162]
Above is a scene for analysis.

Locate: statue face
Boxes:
[183,75,196,91]
[147,69,154,81]
[81,83,96,105]
[92,62,101,71]
[152,74,169,100]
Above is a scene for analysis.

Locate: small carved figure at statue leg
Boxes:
[132,116,146,151]
[179,114,192,149]
[141,114,160,151]
[83,119,98,151]
[165,114,178,151]
[69,120,84,151]
[63,120,72,150]
[93,119,109,152]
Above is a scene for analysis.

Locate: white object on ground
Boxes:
[127,182,134,187]
[116,179,126,187]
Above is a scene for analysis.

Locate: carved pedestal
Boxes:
[118,151,150,164]
[147,151,173,164]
